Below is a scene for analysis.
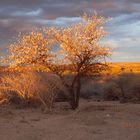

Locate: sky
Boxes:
[0,0,140,62]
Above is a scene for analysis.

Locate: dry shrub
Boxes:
[115,73,138,102]
[81,80,102,99]
[0,92,10,105]
[128,76,140,102]
[103,81,120,101]
[1,72,38,98]
[65,73,140,103]
[37,72,67,109]
[102,73,140,103]
[0,71,65,109]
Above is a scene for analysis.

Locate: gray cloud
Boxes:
[0,0,140,61]
[0,0,139,18]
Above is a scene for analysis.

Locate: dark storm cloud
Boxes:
[0,0,42,7]
[0,0,140,61]
[0,0,139,18]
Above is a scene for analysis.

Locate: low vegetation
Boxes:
[81,73,140,103]
[0,12,110,110]
[0,71,66,109]
[0,12,140,111]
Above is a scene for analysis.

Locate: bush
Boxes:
[0,71,65,109]
[129,76,140,102]
[102,73,140,103]
[81,79,103,99]
[103,81,120,101]
[0,92,10,105]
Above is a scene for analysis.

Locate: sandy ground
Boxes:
[0,101,140,140]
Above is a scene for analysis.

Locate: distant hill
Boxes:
[107,62,140,74]
[0,62,140,74]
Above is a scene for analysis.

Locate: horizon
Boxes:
[0,0,140,62]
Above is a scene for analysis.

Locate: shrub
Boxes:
[103,81,120,101]
[81,80,102,99]
[129,76,140,102]
[0,92,10,105]
[0,71,65,109]
[37,72,66,109]
[102,73,140,103]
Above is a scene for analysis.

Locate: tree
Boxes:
[3,12,110,110]
[45,12,110,109]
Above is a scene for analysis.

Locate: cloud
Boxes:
[34,17,82,26]
[0,0,140,61]
[11,8,42,17]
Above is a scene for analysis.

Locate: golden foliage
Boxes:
[0,72,65,109]
[1,12,111,109]
[45,12,110,75]
[7,31,53,68]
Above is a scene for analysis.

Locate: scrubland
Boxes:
[0,12,140,139]
[0,67,140,140]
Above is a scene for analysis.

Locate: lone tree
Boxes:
[45,12,110,109]
[3,12,110,110]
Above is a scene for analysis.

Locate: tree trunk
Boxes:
[70,88,77,110]
[120,86,126,103]
[75,76,81,108]
[69,76,81,110]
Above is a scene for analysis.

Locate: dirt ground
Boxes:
[0,101,140,140]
